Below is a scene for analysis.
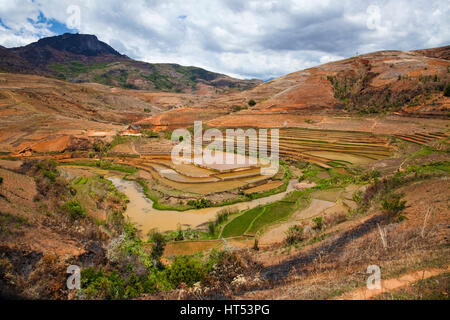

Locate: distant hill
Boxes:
[0,33,262,93]
[209,46,450,119]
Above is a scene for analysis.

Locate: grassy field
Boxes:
[221,189,310,238]
[59,160,138,174]
[221,206,265,237]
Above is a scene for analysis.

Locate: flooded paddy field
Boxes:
[107,176,298,235]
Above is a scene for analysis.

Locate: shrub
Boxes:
[202,250,255,287]
[382,193,407,220]
[187,198,211,209]
[175,229,184,241]
[360,169,381,182]
[165,255,206,288]
[43,170,56,181]
[352,190,364,204]
[444,84,450,97]
[284,225,304,245]
[232,105,247,112]
[142,129,159,138]
[37,159,58,181]
[252,238,259,251]
[208,221,216,236]
[312,216,324,230]
[215,208,235,226]
[248,99,256,107]
[63,200,86,219]
[81,268,156,299]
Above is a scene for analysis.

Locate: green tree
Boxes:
[149,231,166,263]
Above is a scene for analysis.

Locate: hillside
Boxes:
[131,46,450,132]
[245,46,449,113]
[0,33,262,93]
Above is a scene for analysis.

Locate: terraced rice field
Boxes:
[111,155,277,195]
[277,128,392,167]
[221,191,302,238]
[394,132,447,145]
[244,180,284,194]
[211,128,393,168]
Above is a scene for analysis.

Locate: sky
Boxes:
[0,0,448,80]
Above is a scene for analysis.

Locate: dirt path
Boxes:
[335,266,450,300]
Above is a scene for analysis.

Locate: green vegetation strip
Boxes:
[59,160,138,174]
[221,189,310,238]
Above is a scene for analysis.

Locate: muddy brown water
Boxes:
[108,177,298,236]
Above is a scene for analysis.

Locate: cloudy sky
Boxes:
[0,0,448,80]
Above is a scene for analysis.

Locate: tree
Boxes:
[149,231,166,263]
[248,99,256,107]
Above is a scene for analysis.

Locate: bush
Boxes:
[43,170,56,181]
[312,216,324,230]
[208,221,216,236]
[165,255,206,288]
[202,250,253,287]
[187,198,211,209]
[352,190,364,204]
[175,229,184,241]
[284,225,304,245]
[252,238,259,251]
[142,129,159,138]
[63,200,86,219]
[81,268,156,299]
[215,208,235,226]
[232,105,247,112]
[444,84,450,97]
[37,159,58,181]
[382,193,407,220]
[248,99,256,107]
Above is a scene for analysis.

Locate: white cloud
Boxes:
[0,0,449,79]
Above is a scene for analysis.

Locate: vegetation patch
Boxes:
[60,160,138,174]
[62,200,86,219]
[49,61,109,79]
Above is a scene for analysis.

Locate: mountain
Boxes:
[0,33,262,93]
